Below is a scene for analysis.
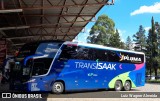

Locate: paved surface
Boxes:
[0,83,160,101]
[47,83,160,101]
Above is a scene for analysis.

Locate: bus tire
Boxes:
[123,81,131,91]
[52,82,64,94]
[114,80,123,91]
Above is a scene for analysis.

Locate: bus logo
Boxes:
[119,53,141,62]
[75,62,116,70]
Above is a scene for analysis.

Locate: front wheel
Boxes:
[114,80,123,91]
[52,82,64,94]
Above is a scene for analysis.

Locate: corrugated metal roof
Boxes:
[0,0,114,48]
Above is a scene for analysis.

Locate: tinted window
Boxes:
[59,45,108,61]
[17,43,38,58]
[59,45,144,64]
[75,46,89,60]
[32,62,45,76]
[35,43,61,58]
[31,58,53,76]
[87,48,108,61]
[107,51,120,62]
[59,45,78,60]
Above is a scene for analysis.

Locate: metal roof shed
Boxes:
[0,0,114,48]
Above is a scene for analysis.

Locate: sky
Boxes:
[75,0,160,43]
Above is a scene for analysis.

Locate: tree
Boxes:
[110,29,121,48]
[146,29,153,78]
[133,25,146,51]
[87,14,115,46]
[126,36,132,50]
[155,22,160,51]
[151,17,159,80]
[146,17,159,80]
[119,41,126,49]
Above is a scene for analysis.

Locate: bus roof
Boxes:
[64,41,144,55]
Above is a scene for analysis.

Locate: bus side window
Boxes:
[74,46,89,60]
[96,49,108,62]
[88,48,96,60]
[87,48,108,62]
[81,48,89,60]
[103,50,108,61]
[58,45,78,60]
[32,62,45,76]
[108,51,120,62]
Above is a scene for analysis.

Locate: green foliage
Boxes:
[87,14,123,49]
[133,25,147,51]
[146,17,160,80]
[126,36,132,50]
[87,14,115,46]
[146,80,160,83]
[119,42,126,49]
[110,29,121,48]
[146,29,153,74]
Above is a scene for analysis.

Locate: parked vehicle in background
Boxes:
[145,75,155,80]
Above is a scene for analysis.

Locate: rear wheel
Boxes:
[123,81,131,91]
[114,80,123,91]
[52,82,64,94]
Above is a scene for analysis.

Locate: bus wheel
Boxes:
[124,81,131,91]
[52,82,64,94]
[114,80,123,91]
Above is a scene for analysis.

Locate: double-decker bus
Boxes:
[10,40,145,94]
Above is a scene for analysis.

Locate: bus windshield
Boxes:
[30,43,61,76]
[17,42,61,58]
[16,42,62,77]
[35,43,60,58]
